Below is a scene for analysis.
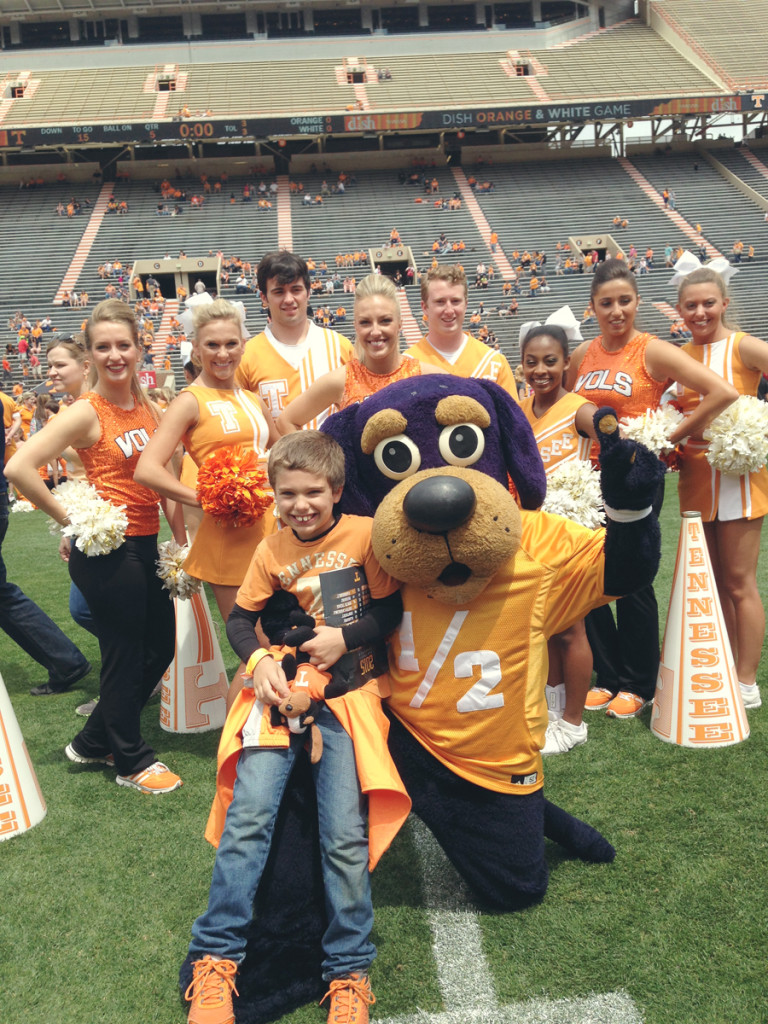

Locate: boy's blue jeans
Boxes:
[189,704,375,981]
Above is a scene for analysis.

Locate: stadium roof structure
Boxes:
[0,2,765,161]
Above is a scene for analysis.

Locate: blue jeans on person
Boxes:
[69,582,97,636]
[0,494,89,686]
[189,704,374,981]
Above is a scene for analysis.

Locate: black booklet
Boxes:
[320,564,387,691]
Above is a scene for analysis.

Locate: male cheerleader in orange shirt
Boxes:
[237,251,353,429]
[408,265,518,399]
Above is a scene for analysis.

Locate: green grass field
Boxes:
[1,476,766,1024]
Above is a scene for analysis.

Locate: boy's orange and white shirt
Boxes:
[388,510,609,796]
[409,332,518,400]
[236,322,353,428]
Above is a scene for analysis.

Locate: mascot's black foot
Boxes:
[543,800,616,863]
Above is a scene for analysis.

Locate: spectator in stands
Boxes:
[236,251,353,429]
[407,265,517,397]
[670,319,691,341]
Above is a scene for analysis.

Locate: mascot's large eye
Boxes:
[438,423,485,467]
[373,434,422,480]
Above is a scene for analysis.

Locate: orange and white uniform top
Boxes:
[409,333,518,400]
[388,510,609,795]
[181,384,270,466]
[340,354,422,410]
[572,332,669,463]
[675,332,768,522]
[519,392,592,475]
[180,384,273,588]
[76,391,160,536]
[236,322,353,428]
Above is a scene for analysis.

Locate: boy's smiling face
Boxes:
[274,468,342,541]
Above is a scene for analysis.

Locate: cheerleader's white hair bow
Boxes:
[178,292,249,340]
[518,304,583,348]
[669,250,738,289]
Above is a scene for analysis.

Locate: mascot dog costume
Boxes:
[181,374,664,1021]
[322,374,664,910]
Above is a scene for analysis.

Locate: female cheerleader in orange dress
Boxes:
[566,259,736,719]
[7,300,183,793]
[520,323,598,754]
[135,298,278,623]
[276,274,441,433]
[674,263,768,709]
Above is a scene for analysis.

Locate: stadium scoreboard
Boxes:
[0,93,764,150]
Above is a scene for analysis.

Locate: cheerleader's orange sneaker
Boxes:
[605,691,651,719]
[584,686,613,711]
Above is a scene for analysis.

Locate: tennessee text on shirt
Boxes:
[277,549,359,587]
[539,433,575,464]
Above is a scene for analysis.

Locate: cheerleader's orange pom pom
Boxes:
[196,446,273,527]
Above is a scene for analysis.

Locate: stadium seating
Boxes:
[3,144,768,391]
[654,0,768,90]
[0,21,725,129]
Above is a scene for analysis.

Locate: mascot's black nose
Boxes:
[403,476,476,533]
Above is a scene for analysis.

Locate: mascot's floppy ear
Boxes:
[321,404,376,516]
[474,379,547,510]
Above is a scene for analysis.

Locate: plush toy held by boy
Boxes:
[184,431,408,1024]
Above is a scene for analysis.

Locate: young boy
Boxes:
[185,431,405,1024]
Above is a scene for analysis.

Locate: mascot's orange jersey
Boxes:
[388,510,608,794]
[520,392,592,474]
[236,323,353,428]
[409,333,518,400]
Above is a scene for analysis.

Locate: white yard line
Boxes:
[376,818,644,1024]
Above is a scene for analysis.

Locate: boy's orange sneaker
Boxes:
[185,956,238,1024]
[320,973,375,1024]
[584,686,613,711]
[605,691,650,718]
